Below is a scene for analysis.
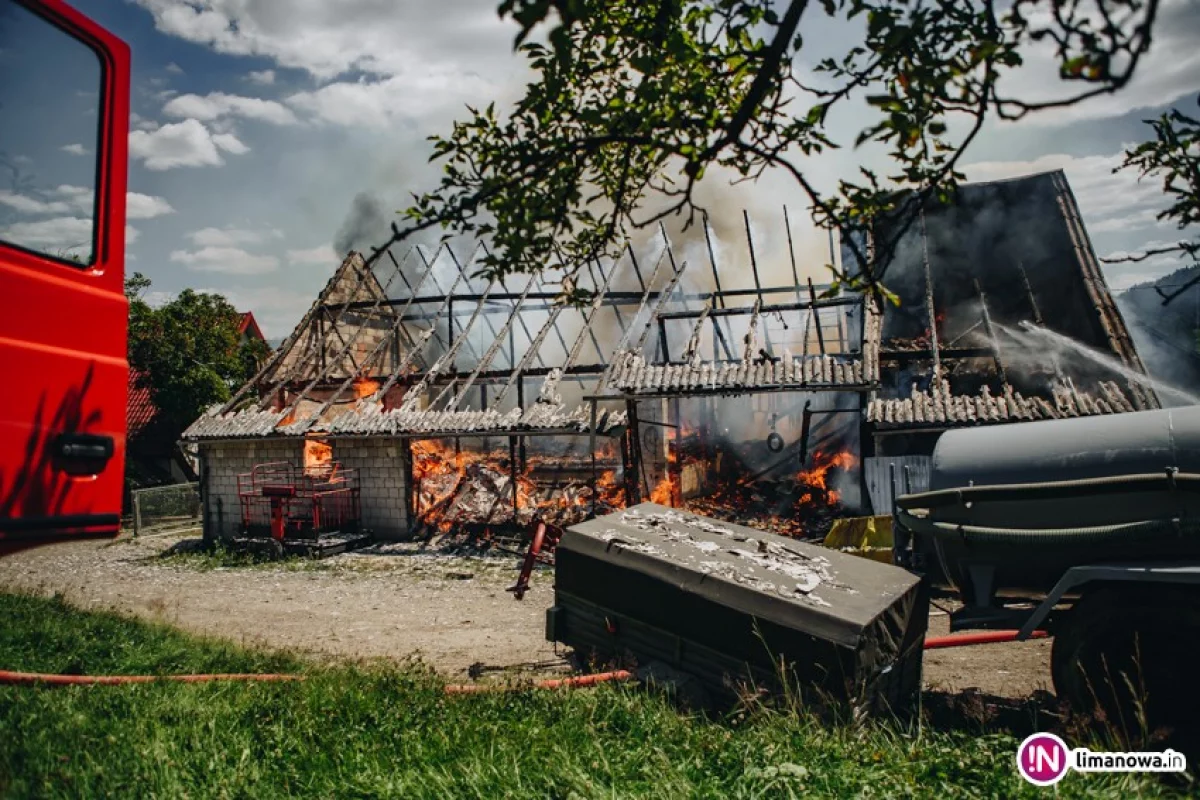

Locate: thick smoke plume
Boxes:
[334,192,392,256]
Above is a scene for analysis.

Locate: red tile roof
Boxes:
[127,369,160,438]
[238,311,265,342]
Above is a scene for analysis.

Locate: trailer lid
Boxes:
[562,503,921,648]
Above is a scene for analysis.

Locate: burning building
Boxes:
[185,169,1155,543]
[856,170,1157,510]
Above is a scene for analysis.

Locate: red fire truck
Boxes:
[0,0,130,553]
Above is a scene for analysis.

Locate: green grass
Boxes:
[0,593,1187,799]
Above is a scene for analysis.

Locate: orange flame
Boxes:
[304,439,333,476]
[352,377,380,399]
[410,439,626,532]
[649,445,679,506]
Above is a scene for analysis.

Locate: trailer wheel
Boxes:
[1051,585,1200,737]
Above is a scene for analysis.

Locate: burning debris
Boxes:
[410,440,627,534]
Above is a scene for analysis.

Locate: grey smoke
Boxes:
[334,192,391,255]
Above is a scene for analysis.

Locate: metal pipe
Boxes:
[918,206,941,377]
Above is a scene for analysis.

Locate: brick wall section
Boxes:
[198,437,409,541]
[330,438,408,539]
[199,440,304,540]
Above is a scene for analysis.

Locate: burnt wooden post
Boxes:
[973,278,1008,384]
[1017,261,1044,325]
[589,398,599,517]
[918,207,941,378]
[401,438,416,537]
[743,210,765,307]
[807,278,827,355]
[703,214,736,359]
[783,206,805,305]
[509,435,520,522]
[625,399,644,504]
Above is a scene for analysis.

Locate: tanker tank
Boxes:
[895,405,1200,598]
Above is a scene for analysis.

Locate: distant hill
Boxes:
[1116,264,1200,401]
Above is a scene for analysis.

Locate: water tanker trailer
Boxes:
[894,405,1200,732]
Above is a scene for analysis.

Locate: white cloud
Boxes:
[0,190,71,215]
[1098,237,1197,292]
[165,62,184,74]
[189,227,281,247]
[60,143,88,156]
[209,284,320,338]
[286,244,338,265]
[128,119,244,170]
[212,132,249,154]
[995,0,1200,126]
[247,69,275,85]
[126,192,175,220]
[163,91,299,125]
[169,245,280,274]
[286,71,495,129]
[1,216,93,250]
[132,0,512,82]
[129,112,159,132]
[963,150,1200,292]
[0,185,98,216]
[53,185,93,207]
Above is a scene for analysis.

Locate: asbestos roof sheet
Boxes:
[609,352,873,396]
[866,379,1136,429]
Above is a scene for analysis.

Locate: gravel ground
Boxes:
[0,532,1051,696]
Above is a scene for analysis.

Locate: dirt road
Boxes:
[0,534,1051,696]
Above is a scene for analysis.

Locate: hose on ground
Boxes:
[922,630,1048,649]
[895,508,1200,546]
[895,471,1200,510]
[0,668,635,691]
[0,634,1047,688]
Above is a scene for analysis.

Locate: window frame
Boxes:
[0,0,112,270]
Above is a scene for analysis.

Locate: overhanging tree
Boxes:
[126,274,270,426]
[1103,97,1200,305]
[378,0,1177,302]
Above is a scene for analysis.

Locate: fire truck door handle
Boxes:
[53,434,115,470]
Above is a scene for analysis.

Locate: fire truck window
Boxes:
[0,0,103,267]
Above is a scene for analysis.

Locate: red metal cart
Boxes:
[236,461,369,555]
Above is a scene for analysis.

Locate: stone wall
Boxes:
[198,437,409,541]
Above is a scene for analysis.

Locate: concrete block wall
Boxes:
[199,440,305,539]
[199,437,410,541]
[330,438,409,539]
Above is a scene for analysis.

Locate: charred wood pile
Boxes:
[410,440,627,536]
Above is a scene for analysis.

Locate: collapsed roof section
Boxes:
[859,169,1154,430]
[184,169,1158,443]
[184,235,695,442]
[606,170,1154,430]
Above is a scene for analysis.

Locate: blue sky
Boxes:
[8,0,1200,337]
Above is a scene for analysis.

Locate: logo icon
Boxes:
[1017,733,1070,786]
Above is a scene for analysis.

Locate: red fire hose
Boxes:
[922,630,1049,649]
[0,670,303,686]
[0,632,1044,688]
[0,668,634,692]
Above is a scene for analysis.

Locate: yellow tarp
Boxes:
[824,515,895,564]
